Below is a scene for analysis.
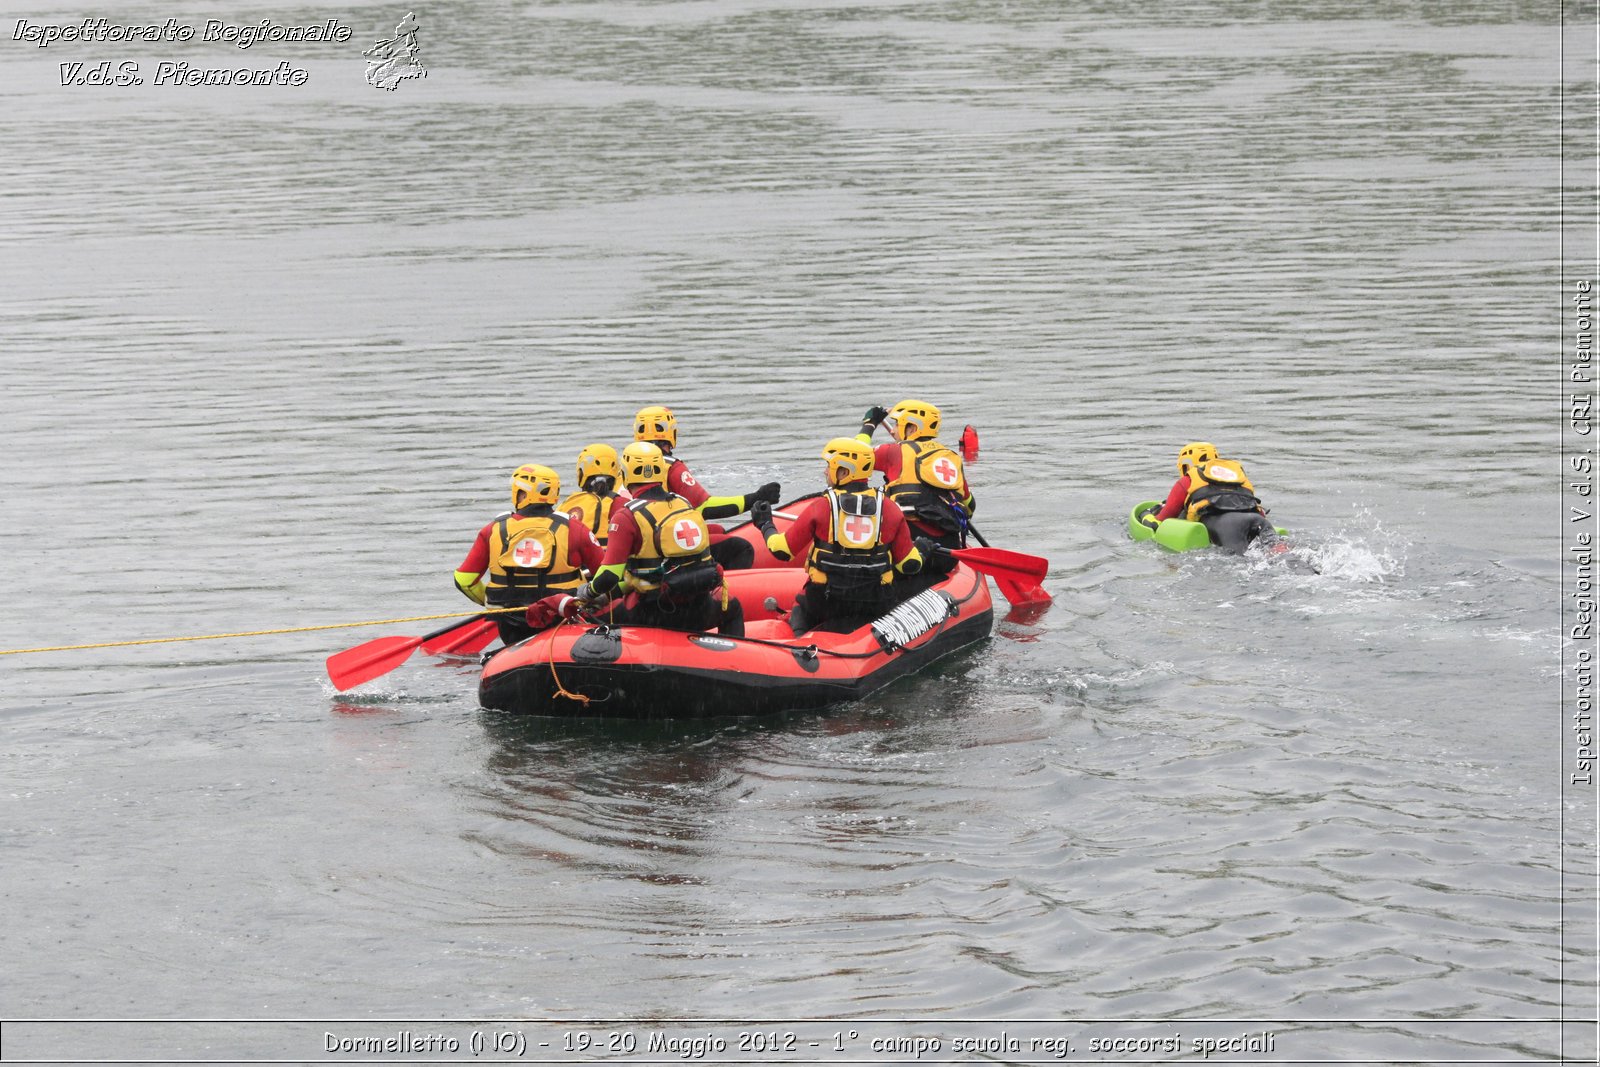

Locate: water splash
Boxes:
[1255,507,1407,584]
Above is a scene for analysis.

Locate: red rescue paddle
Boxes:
[948,547,1049,587]
[960,424,979,462]
[993,575,1052,610]
[326,613,498,692]
[957,522,1052,607]
[421,618,498,655]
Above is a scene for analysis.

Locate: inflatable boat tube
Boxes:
[478,563,994,719]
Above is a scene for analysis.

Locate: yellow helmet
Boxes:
[576,443,619,486]
[633,405,678,450]
[510,463,560,509]
[821,437,875,487]
[619,441,669,487]
[1177,441,1218,473]
[887,399,941,442]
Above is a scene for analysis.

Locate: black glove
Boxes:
[748,481,781,507]
[750,499,776,535]
[860,404,889,436]
[913,536,938,559]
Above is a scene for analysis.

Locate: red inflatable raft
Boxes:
[477,562,993,719]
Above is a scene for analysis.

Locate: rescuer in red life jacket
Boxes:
[632,405,780,571]
[752,437,927,636]
[854,398,975,576]
[1138,441,1279,555]
[527,442,745,637]
[454,463,605,646]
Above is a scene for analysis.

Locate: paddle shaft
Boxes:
[421,617,500,656]
[421,612,489,642]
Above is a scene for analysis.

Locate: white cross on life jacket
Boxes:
[673,519,703,550]
[931,457,958,486]
[843,513,875,542]
[512,538,544,566]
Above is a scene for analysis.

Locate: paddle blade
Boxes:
[952,546,1049,584]
[996,579,1053,626]
[326,634,423,692]
[993,576,1053,608]
[960,424,979,462]
[424,618,499,656]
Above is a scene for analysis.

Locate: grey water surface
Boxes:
[0,0,1592,1063]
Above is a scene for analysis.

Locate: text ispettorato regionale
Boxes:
[13,17,353,50]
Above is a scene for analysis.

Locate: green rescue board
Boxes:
[1128,500,1287,553]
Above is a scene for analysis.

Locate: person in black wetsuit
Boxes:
[1138,442,1279,555]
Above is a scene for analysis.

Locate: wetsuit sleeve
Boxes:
[453,523,493,604]
[700,496,748,520]
[570,521,606,574]
[1153,476,1190,521]
[872,444,900,482]
[457,523,492,574]
[587,507,639,593]
[881,502,917,566]
[667,463,710,508]
[782,498,827,561]
[666,458,746,520]
[603,510,639,565]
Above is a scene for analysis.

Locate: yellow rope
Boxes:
[546,595,623,704]
[547,617,591,706]
[0,607,524,657]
